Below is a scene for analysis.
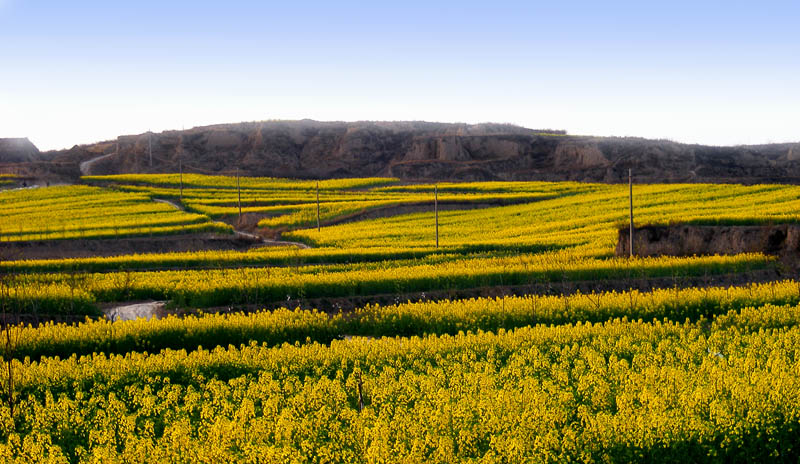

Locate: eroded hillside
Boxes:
[4,120,800,183]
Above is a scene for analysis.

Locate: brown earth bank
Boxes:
[5,120,800,184]
[0,233,263,261]
[617,224,800,259]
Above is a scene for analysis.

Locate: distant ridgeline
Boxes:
[7,120,800,183]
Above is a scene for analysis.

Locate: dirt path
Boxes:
[153,198,310,248]
[79,152,116,176]
[152,198,182,209]
[252,240,311,249]
[103,301,166,321]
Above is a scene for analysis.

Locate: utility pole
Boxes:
[316,181,321,232]
[434,184,439,249]
[148,131,152,167]
[237,168,242,219]
[179,130,184,203]
[629,168,634,258]
[179,158,183,203]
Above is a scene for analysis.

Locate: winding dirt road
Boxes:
[79,152,116,176]
[153,198,310,248]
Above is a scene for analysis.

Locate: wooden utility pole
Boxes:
[628,168,634,258]
[148,131,152,167]
[357,371,364,412]
[316,181,321,232]
[237,169,242,219]
[434,184,439,249]
[179,158,183,202]
[178,130,184,202]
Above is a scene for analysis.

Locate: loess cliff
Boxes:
[4,120,800,183]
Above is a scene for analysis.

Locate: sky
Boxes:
[1,0,798,151]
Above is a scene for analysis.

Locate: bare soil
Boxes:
[0,233,262,261]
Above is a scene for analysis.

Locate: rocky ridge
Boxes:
[3,120,800,184]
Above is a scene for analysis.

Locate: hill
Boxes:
[0,137,41,163]
[6,120,800,183]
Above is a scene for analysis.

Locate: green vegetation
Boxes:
[3,175,800,462]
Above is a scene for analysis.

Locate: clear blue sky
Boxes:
[1,0,798,150]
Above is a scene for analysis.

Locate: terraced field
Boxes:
[0,175,18,187]
[0,184,231,242]
[2,175,800,462]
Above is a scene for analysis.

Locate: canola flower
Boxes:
[0,185,229,241]
[4,176,800,462]
[3,252,769,313]
[7,279,800,362]
[2,313,800,462]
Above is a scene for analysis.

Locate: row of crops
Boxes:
[0,175,18,187]
[2,252,769,314]
[4,175,800,461]
[4,175,800,314]
[6,279,800,361]
[85,174,559,228]
[0,185,230,242]
[6,175,800,254]
[288,182,800,252]
[84,175,800,251]
[3,299,800,462]
[0,246,444,274]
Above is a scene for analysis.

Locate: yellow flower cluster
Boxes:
[1,246,438,274]
[2,312,800,462]
[7,279,800,362]
[0,185,229,242]
[291,182,800,254]
[87,174,551,226]
[84,173,398,191]
[7,252,769,312]
[2,175,800,461]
